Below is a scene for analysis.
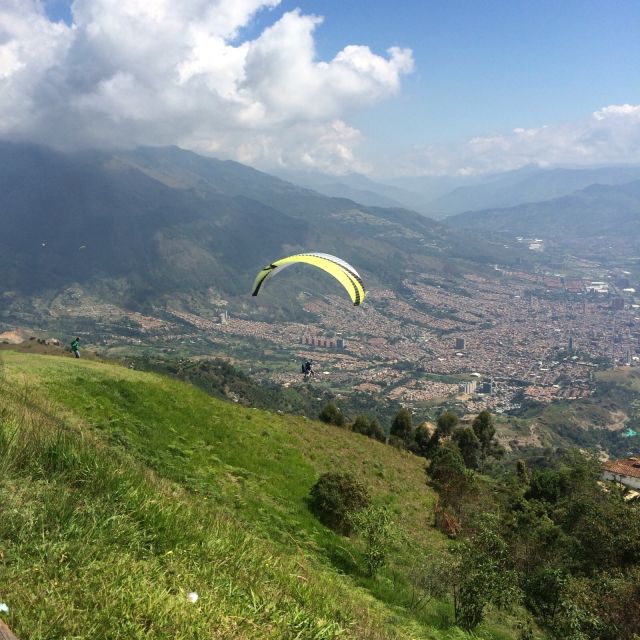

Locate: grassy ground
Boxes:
[0,351,528,639]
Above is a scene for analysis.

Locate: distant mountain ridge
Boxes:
[276,164,640,219]
[272,168,429,212]
[432,165,640,216]
[447,179,640,237]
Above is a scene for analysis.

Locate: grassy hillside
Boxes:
[0,351,530,639]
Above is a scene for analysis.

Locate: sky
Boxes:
[1,0,639,177]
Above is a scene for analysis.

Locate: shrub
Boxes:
[351,415,386,442]
[308,472,371,535]
[318,403,345,427]
[350,505,395,577]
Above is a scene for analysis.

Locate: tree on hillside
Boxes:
[452,516,521,631]
[390,407,413,443]
[351,415,369,434]
[411,422,434,458]
[452,427,480,470]
[436,410,458,437]
[525,468,567,504]
[427,443,466,488]
[523,567,568,624]
[351,415,385,442]
[367,417,386,442]
[427,443,476,533]
[350,505,395,577]
[472,410,496,468]
[424,431,442,459]
[516,458,530,485]
[503,495,564,580]
[499,451,640,637]
[408,551,457,614]
[549,567,640,640]
[319,402,345,427]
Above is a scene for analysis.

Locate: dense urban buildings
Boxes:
[85,264,640,416]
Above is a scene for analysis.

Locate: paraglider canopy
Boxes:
[252,252,366,306]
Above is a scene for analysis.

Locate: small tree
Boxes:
[368,417,386,442]
[412,422,434,458]
[452,427,480,470]
[351,415,370,435]
[428,443,474,533]
[524,567,568,623]
[351,415,386,442]
[427,443,466,488]
[472,410,496,468]
[516,458,530,485]
[319,402,345,427]
[424,431,442,459]
[452,516,521,631]
[390,408,413,443]
[350,505,395,577]
[308,472,370,535]
[408,551,457,613]
[436,410,459,437]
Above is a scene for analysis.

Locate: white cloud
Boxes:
[0,0,413,172]
[593,103,640,120]
[393,104,640,176]
[0,0,74,132]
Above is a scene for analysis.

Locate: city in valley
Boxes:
[51,258,640,417]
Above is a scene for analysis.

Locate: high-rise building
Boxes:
[299,334,346,349]
[611,297,625,311]
[480,379,493,394]
[458,380,477,394]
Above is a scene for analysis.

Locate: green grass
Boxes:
[0,351,532,639]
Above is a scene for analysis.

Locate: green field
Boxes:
[0,351,528,639]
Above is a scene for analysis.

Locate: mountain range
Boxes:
[278,164,640,219]
[0,142,520,315]
[430,165,640,217]
[3,139,639,322]
[447,179,640,238]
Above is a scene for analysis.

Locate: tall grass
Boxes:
[0,376,406,639]
[0,352,535,639]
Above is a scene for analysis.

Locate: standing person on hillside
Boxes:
[70,337,81,358]
[302,359,314,381]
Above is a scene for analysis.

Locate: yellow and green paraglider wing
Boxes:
[251,252,366,306]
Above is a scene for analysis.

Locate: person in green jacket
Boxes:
[70,337,80,358]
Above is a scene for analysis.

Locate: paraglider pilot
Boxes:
[71,337,81,358]
[302,359,314,380]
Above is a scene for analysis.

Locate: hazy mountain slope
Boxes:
[0,349,532,639]
[384,174,489,217]
[291,180,407,209]
[0,142,310,297]
[278,164,640,220]
[447,179,640,237]
[0,142,525,306]
[269,168,410,209]
[433,165,640,216]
